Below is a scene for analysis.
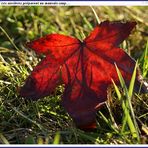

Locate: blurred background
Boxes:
[0,6,148,144]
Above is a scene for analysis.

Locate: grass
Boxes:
[0,6,148,144]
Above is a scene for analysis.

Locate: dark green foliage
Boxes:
[0,6,148,144]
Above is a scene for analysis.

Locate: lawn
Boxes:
[0,6,148,144]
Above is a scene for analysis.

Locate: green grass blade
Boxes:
[90,6,100,24]
[142,41,148,77]
[25,135,35,144]
[128,61,138,98]
[111,79,121,100]
[112,79,137,137]
[114,63,128,95]
[80,13,93,30]
[53,131,60,144]
[0,26,19,51]
[105,102,118,130]
[12,107,43,131]
[114,64,140,141]
[127,61,140,141]
[76,130,98,143]
[121,100,138,139]
[0,133,9,144]
[99,111,118,133]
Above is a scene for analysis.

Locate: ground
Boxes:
[0,6,148,144]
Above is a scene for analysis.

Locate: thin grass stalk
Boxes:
[90,6,100,24]
[114,65,139,140]
[0,26,19,51]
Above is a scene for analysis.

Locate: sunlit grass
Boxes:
[0,6,148,144]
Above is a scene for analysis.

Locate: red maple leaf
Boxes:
[20,21,147,130]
